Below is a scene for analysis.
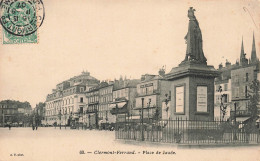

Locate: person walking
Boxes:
[32,115,36,130]
[8,123,11,130]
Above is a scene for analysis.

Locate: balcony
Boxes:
[110,106,128,115]
[136,90,160,97]
[230,110,251,117]
[86,109,97,114]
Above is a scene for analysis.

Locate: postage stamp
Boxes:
[0,0,45,44]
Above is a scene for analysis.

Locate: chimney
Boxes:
[225,60,231,68]
[158,68,165,76]
[141,75,145,81]
[218,63,223,69]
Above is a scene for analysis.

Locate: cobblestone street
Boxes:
[0,127,259,161]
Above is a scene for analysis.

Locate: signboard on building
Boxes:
[140,83,153,88]
[176,86,184,113]
[197,86,207,112]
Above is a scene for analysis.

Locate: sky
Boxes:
[0,0,259,107]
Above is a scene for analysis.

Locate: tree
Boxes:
[217,86,228,120]
[248,80,259,121]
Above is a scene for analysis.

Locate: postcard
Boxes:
[0,0,259,161]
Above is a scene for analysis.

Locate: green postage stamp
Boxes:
[0,0,45,44]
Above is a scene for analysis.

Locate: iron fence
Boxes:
[115,118,260,144]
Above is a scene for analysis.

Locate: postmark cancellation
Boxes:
[0,0,45,44]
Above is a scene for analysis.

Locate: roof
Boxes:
[113,79,140,90]
[87,82,109,92]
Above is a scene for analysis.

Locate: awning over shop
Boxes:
[117,102,127,108]
[256,115,260,123]
[109,102,127,109]
[236,117,250,122]
[109,104,116,109]
[130,115,140,119]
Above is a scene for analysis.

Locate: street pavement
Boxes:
[0,127,259,161]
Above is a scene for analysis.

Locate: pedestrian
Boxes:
[8,123,11,130]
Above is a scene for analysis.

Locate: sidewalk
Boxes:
[116,139,260,149]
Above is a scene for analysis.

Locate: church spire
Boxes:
[240,37,245,64]
[240,37,248,66]
[251,32,257,63]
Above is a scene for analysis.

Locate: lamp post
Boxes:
[2,109,4,127]
[83,111,85,130]
[106,111,108,130]
[233,102,237,140]
[59,109,61,130]
[147,99,151,124]
[141,98,144,141]
[88,114,90,129]
[69,112,72,128]
[218,86,227,120]
[165,94,170,120]
[95,107,98,129]
[65,109,67,129]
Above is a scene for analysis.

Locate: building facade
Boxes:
[44,71,99,126]
[0,100,32,126]
[98,83,114,129]
[109,79,140,123]
[214,61,239,119]
[229,34,259,121]
[132,71,171,122]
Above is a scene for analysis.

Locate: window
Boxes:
[80,97,83,103]
[80,87,84,92]
[224,84,228,91]
[222,94,228,103]
[246,73,249,82]
[245,86,248,97]
[234,87,239,98]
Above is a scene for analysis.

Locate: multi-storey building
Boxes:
[0,100,32,126]
[85,83,102,128]
[230,34,259,121]
[44,71,99,126]
[98,83,114,129]
[132,69,171,122]
[214,61,239,119]
[109,78,140,123]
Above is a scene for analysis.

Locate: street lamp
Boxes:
[59,109,61,130]
[165,94,170,120]
[65,108,67,129]
[233,102,237,140]
[147,99,151,124]
[2,109,5,128]
[141,98,144,141]
[218,86,228,120]
[88,114,90,129]
[106,111,108,130]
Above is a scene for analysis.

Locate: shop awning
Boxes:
[130,116,140,119]
[236,117,250,122]
[109,102,127,109]
[109,104,116,109]
[117,102,127,108]
[256,115,260,122]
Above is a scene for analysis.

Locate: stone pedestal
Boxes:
[165,61,219,121]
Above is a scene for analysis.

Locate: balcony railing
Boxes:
[137,90,160,97]
[230,110,251,117]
